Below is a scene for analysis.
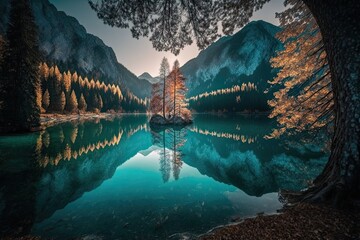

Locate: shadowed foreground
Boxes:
[200,204,360,240]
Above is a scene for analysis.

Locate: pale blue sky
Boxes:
[49,0,286,77]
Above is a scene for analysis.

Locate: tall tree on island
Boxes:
[168,60,187,119]
[89,0,360,205]
[149,82,163,115]
[0,0,41,132]
[159,57,170,118]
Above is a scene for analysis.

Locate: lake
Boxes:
[0,114,328,239]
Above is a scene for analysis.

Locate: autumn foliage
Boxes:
[39,63,147,114]
[267,0,333,138]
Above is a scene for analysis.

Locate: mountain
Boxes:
[181,20,282,112]
[138,72,160,84]
[0,0,151,99]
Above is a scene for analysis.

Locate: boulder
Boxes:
[149,114,192,126]
[168,116,193,125]
[149,114,168,125]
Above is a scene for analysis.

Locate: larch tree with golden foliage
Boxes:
[267,0,333,139]
[67,90,78,113]
[42,89,50,112]
[78,93,87,112]
[150,82,163,115]
[167,60,188,119]
[159,57,170,118]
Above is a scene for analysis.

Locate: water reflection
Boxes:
[182,114,327,196]
[0,115,151,237]
[0,114,328,239]
[150,126,187,182]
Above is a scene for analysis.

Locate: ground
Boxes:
[199,203,360,240]
[40,112,129,128]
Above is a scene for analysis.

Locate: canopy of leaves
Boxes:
[267,0,333,138]
[89,0,269,55]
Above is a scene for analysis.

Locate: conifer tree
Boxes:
[0,0,41,131]
[78,93,87,112]
[42,89,50,112]
[98,94,103,111]
[159,57,170,118]
[0,35,6,114]
[150,83,163,114]
[67,90,78,113]
[168,60,187,118]
[60,91,66,112]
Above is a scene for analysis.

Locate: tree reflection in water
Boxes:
[150,126,187,182]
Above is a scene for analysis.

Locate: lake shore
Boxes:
[40,112,132,128]
[199,203,360,240]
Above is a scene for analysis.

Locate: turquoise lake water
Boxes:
[0,114,328,239]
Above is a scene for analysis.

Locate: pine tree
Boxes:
[42,89,50,112]
[67,90,78,113]
[49,66,63,112]
[98,94,103,111]
[0,0,41,131]
[159,57,170,118]
[150,83,163,114]
[0,35,6,114]
[60,91,66,112]
[78,93,87,112]
[168,60,187,119]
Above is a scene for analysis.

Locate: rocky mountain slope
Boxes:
[181,20,282,111]
[0,0,151,98]
[138,72,160,84]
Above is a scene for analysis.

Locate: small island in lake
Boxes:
[148,59,193,126]
[150,114,193,126]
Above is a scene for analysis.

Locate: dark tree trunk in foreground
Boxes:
[285,0,360,205]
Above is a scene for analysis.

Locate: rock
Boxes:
[149,114,168,125]
[168,116,193,125]
[149,114,192,126]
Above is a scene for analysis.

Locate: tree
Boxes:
[0,0,41,131]
[150,83,163,114]
[159,57,170,118]
[168,60,187,119]
[0,35,6,113]
[267,1,333,138]
[78,93,87,112]
[67,90,78,113]
[49,65,63,112]
[42,89,50,111]
[60,91,66,112]
[90,0,360,204]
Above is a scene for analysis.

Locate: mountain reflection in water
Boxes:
[0,114,327,239]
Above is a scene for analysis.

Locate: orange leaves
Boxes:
[188,82,258,102]
[267,1,333,138]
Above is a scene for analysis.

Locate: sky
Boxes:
[49,0,286,77]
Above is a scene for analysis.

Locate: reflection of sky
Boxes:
[119,150,202,180]
[32,146,282,239]
[48,0,286,76]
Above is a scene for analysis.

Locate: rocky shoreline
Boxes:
[40,113,125,128]
[149,114,193,126]
[199,203,360,240]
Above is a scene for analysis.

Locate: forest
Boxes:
[38,63,147,114]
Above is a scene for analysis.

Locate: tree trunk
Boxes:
[285,0,360,205]
[173,75,176,122]
[163,77,166,118]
